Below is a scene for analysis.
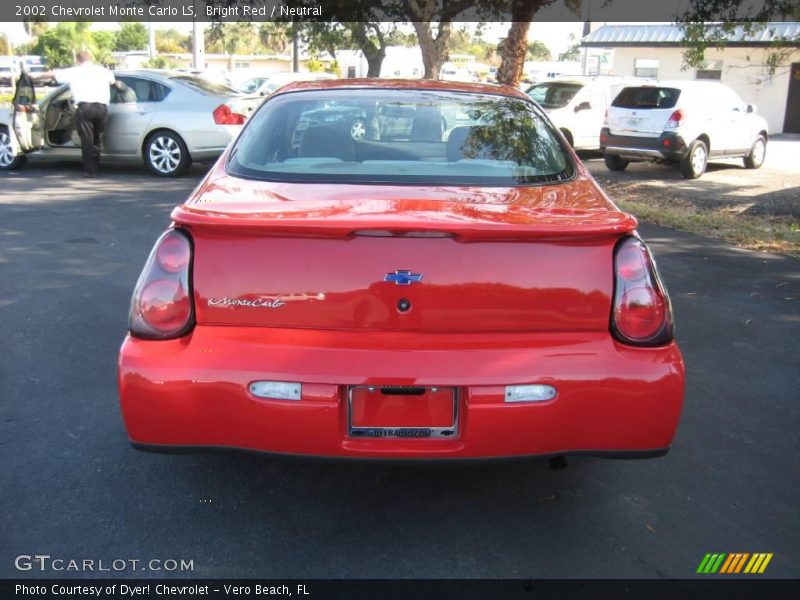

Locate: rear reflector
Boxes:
[249,381,302,401]
[505,385,557,403]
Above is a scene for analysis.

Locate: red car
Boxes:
[119,79,684,460]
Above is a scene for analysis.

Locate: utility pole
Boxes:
[192,18,204,69]
[148,21,156,59]
[581,21,590,75]
[292,28,299,72]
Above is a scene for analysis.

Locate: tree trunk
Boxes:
[496,1,543,87]
[411,20,451,79]
[351,24,386,78]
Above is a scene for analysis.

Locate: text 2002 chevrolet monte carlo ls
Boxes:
[118,79,684,460]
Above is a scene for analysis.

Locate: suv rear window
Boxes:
[228,88,574,186]
[612,87,681,109]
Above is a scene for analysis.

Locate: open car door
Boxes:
[12,71,43,152]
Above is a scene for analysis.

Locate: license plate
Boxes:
[625,117,642,128]
[348,386,458,439]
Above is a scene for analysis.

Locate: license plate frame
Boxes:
[347,385,458,439]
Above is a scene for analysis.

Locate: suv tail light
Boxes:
[611,236,673,346]
[665,109,684,129]
[213,103,246,125]
[129,229,194,339]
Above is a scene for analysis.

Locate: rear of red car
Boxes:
[119,81,683,459]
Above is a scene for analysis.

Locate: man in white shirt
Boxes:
[53,51,115,177]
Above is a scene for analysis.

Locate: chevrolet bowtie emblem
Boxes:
[384,270,423,285]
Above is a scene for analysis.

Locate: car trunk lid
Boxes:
[176,173,634,333]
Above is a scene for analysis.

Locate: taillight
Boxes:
[213,103,246,125]
[129,229,194,339]
[611,236,673,346]
[665,109,684,129]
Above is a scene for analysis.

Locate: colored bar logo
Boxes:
[697,553,773,574]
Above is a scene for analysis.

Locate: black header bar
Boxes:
[1,0,792,23]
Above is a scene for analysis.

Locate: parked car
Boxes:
[0,56,21,87]
[525,76,643,150]
[0,70,262,176]
[119,79,684,460]
[238,71,337,97]
[600,80,768,178]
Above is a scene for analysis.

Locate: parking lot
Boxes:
[1,161,798,578]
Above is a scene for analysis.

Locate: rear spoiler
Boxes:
[171,203,637,242]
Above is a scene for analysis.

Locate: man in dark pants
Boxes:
[53,51,115,177]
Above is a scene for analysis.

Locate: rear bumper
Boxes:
[118,327,684,459]
[600,128,687,161]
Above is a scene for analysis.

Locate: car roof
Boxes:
[274,78,529,100]
[619,80,726,90]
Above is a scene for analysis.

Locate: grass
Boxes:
[0,93,12,106]
[616,195,800,257]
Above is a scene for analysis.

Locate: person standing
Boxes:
[53,51,115,177]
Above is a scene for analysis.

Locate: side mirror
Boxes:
[747,104,756,113]
[574,101,592,113]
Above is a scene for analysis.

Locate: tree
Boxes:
[526,40,552,61]
[115,23,148,52]
[156,28,191,54]
[91,31,116,67]
[23,19,49,38]
[258,23,291,54]
[448,27,500,64]
[301,18,400,78]
[676,0,800,74]
[143,56,181,69]
[32,22,95,67]
[495,1,563,86]
[0,34,9,56]
[206,22,259,70]
[402,0,477,79]
[558,34,581,62]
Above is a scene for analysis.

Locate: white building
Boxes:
[523,60,582,83]
[582,22,800,133]
[337,46,425,79]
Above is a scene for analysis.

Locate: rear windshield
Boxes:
[526,82,583,108]
[612,87,681,109]
[170,75,237,96]
[239,78,267,94]
[227,89,574,186]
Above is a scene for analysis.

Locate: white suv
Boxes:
[526,76,642,150]
[600,81,768,179]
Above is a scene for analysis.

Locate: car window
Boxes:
[228,88,574,186]
[240,78,266,94]
[612,87,681,109]
[112,76,170,103]
[170,75,238,96]
[526,82,583,108]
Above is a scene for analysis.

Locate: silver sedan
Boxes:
[0,70,262,176]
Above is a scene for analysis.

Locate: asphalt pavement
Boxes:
[1,161,798,579]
